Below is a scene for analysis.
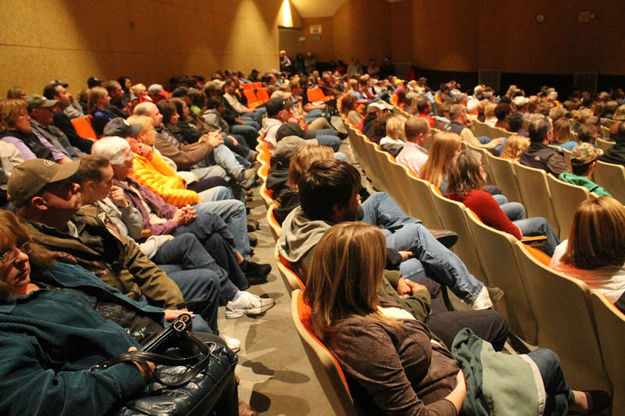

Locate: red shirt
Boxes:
[448,189,523,240]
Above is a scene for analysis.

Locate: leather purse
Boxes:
[92,314,238,416]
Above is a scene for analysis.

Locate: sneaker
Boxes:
[226,291,275,319]
[248,235,258,247]
[240,259,271,277]
[471,286,504,310]
[220,334,241,353]
[429,229,459,249]
[237,167,258,190]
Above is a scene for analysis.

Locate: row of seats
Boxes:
[251,141,357,415]
[342,119,624,413]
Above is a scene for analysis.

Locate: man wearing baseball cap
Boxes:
[559,142,612,197]
[10,158,219,334]
[27,94,83,160]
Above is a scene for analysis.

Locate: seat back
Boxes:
[291,290,359,416]
[465,212,538,344]
[384,159,414,213]
[266,204,281,240]
[513,162,560,237]
[276,251,305,293]
[403,176,444,229]
[546,174,590,240]
[71,116,97,140]
[596,137,615,152]
[513,242,611,392]
[485,152,524,205]
[430,191,488,284]
[594,160,625,204]
[591,292,623,415]
[465,142,495,182]
[259,183,274,208]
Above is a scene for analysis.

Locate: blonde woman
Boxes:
[500,134,530,161]
[550,197,625,309]
[88,87,113,136]
[418,131,462,193]
[306,222,600,416]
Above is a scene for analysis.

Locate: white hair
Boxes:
[91,136,130,166]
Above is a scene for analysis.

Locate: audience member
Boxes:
[598,121,625,166]
[519,117,569,175]
[396,116,430,175]
[559,143,611,197]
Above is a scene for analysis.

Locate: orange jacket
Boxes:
[128,152,199,206]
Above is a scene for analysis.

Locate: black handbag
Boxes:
[93,314,238,416]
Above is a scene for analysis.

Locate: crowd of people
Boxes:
[1,57,624,414]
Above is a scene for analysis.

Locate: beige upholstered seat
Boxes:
[591,292,623,415]
[546,174,590,240]
[513,162,560,238]
[513,242,611,392]
[465,211,538,344]
[594,160,625,204]
[485,152,524,205]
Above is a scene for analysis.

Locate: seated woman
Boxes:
[0,99,71,163]
[447,149,560,256]
[500,134,530,162]
[550,197,625,311]
[306,222,605,416]
[379,115,406,157]
[551,118,578,152]
[88,87,115,138]
[0,210,240,416]
[418,131,462,194]
[340,94,363,127]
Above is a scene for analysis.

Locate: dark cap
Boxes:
[88,76,102,88]
[266,98,290,117]
[26,94,58,110]
[103,118,142,137]
[8,159,80,207]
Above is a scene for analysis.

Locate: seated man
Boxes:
[278,159,498,310]
[396,116,430,175]
[520,117,569,176]
[559,143,611,197]
[8,158,219,333]
[447,104,504,154]
[27,94,84,159]
[599,121,625,167]
[75,154,274,319]
[262,98,340,153]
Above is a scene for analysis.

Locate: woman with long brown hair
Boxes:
[550,196,625,309]
[418,131,462,193]
[306,221,604,415]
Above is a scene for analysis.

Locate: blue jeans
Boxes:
[193,200,251,258]
[165,269,220,333]
[362,192,484,303]
[493,195,526,222]
[213,145,245,178]
[315,134,341,151]
[223,132,253,160]
[514,217,560,256]
[197,185,232,203]
[231,124,259,147]
[191,165,227,181]
[153,233,240,303]
[527,349,574,416]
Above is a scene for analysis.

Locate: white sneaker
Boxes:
[471,286,493,310]
[226,291,276,319]
[220,334,241,353]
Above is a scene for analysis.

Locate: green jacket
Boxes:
[558,172,612,197]
[20,209,184,309]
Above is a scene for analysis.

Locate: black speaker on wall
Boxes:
[573,72,598,93]
[479,70,501,92]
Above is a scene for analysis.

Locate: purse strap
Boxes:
[90,314,216,387]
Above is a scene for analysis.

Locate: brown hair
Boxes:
[500,134,530,161]
[0,210,54,297]
[552,118,572,144]
[562,197,625,269]
[0,99,28,132]
[447,149,485,198]
[288,145,334,189]
[418,132,462,188]
[74,155,111,184]
[305,222,391,340]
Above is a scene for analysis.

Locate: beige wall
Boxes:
[279,17,334,61]
[332,0,391,63]
[0,0,283,95]
[392,0,625,75]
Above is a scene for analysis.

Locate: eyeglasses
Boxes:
[0,242,31,263]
